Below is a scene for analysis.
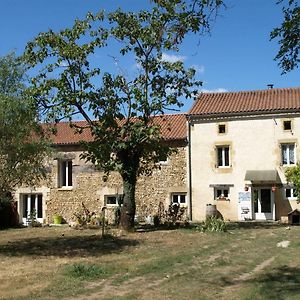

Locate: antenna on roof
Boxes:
[267,84,274,89]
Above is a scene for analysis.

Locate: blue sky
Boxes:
[0,0,299,108]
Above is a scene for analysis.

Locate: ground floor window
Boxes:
[285,188,297,200]
[21,194,43,220]
[214,188,229,200]
[171,193,187,206]
[105,195,123,206]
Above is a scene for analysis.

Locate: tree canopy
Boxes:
[23,0,223,230]
[0,53,50,202]
[271,0,300,73]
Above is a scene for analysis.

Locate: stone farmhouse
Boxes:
[188,87,300,222]
[13,87,300,224]
[14,114,188,225]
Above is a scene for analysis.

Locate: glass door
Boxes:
[253,188,274,220]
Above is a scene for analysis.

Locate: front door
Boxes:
[253,188,274,220]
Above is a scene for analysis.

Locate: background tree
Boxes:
[23,0,223,230]
[285,166,300,202]
[0,53,50,227]
[270,0,300,73]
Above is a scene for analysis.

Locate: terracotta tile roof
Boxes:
[189,87,300,117]
[46,114,187,145]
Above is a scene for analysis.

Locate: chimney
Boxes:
[267,84,274,89]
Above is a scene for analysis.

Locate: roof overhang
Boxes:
[244,170,281,184]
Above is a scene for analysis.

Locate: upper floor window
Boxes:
[283,120,292,131]
[217,146,230,167]
[218,124,226,134]
[58,160,73,187]
[281,144,296,165]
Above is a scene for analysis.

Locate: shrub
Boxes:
[73,202,102,227]
[154,202,187,227]
[199,216,227,232]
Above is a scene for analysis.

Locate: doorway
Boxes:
[253,188,274,220]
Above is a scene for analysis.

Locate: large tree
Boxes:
[23,0,223,230]
[0,53,50,209]
[270,0,300,73]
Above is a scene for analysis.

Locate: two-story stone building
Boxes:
[14,114,188,224]
[187,87,300,222]
[13,87,300,225]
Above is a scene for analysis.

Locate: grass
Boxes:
[0,223,300,299]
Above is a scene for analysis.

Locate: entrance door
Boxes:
[21,194,43,225]
[253,188,274,220]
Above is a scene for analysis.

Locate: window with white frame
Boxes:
[105,195,123,206]
[285,188,298,200]
[171,193,187,206]
[281,144,296,165]
[22,194,43,219]
[58,160,73,187]
[217,146,230,167]
[214,187,229,200]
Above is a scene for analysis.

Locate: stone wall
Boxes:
[44,142,187,224]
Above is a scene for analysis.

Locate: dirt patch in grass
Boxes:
[1,225,300,300]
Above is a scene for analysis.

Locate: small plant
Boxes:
[155,202,187,227]
[27,209,41,227]
[73,202,102,227]
[65,263,107,280]
[199,216,227,232]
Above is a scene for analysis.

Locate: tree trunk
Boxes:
[120,176,136,231]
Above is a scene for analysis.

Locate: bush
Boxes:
[199,216,227,232]
[73,202,102,227]
[0,197,19,229]
[154,202,187,227]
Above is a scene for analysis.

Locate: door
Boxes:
[21,194,43,225]
[253,188,274,220]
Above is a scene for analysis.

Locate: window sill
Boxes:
[215,198,230,201]
[58,187,73,191]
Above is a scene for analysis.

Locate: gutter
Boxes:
[187,118,193,221]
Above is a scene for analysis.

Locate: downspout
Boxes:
[187,118,193,221]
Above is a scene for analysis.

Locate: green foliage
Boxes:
[270,0,300,73]
[285,165,300,201]
[0,53,51,201]
[73,202,103,227]
[155,202,187,227]
[23,1,223,229]
[198,216,227,232]
[65,263,108,280]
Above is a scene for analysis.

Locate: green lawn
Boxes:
[0,223,299,300]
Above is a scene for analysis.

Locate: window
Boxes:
[22,194,43,219]
[218,124,226,134]
[285,188,297,200]
[171,193,187,206]
[58,160,73,187]
[214,188,229,200]
[283,120,292,131]
[157,153,169,165]
[217,146,230,167]
[105,195,123,206]
[281,144,296,165]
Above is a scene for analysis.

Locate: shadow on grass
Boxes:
[226,221,286,230]
[219,266,300,299]
[0,234,139,258]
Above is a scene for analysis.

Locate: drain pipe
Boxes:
[187,117,193,221]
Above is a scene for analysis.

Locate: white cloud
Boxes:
[161,53,187,63]
[200,88,228,93]
[191,64,205,74]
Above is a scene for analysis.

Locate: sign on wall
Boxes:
[238,191,252,220]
